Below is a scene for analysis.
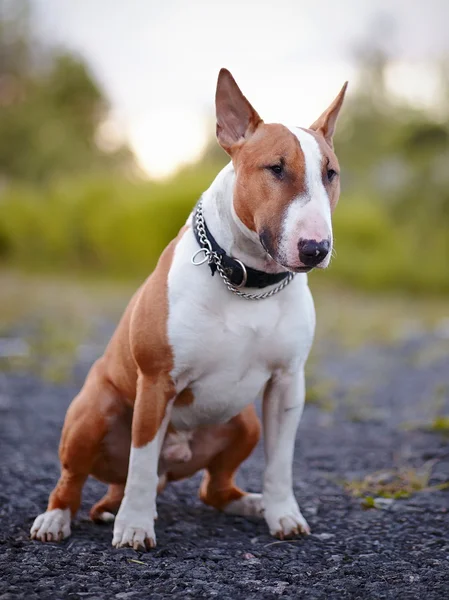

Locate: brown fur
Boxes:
[198,404,261,509]
[90,484,125,522]
[232,123,307,241]
[174,387,195,407]
[215,69,262,154]
[45,227,184,514]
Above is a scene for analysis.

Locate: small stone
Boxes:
[266,581,289,595]
[313,532,335,541]
[373,497,394,510]
[250,537,258,544]
[305,505,318,516]
[329,554,343,562]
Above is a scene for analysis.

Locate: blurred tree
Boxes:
[336,31,449,229]
[0,0,134,183]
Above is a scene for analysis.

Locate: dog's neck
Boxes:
[200,163,284,274]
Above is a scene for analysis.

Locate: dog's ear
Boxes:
[215,68,263,154]
[310,82,348,148]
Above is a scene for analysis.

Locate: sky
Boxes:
[31,0,449,178]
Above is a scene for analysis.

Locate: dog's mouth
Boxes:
[291,266,314,273]
[259,233,317,275]
[259,235,305,274]
[260,247,314,274]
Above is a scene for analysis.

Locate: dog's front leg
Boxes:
[262,368,310,538]
[112,372,174,550]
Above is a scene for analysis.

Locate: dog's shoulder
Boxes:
[129,225,189,368]
[102,225,189,397]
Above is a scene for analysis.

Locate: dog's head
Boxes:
[215,68,347,273]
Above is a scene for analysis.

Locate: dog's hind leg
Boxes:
[31,360,125,542]
[199,404,263,518]
[90,484,125,523]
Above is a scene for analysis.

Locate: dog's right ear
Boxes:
[309,82,348,148]
[215,68,263,155]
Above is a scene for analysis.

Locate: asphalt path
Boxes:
[1,327,448,599]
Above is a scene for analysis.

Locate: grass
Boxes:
[309,277,449,348]
[305,378,337,412]
[430,416,449,432]
[400,383,449,437]
[2,270,448,344]
[343,463,449,507]
[1,269,448,384]
[0,270,134,381]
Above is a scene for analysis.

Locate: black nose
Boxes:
[298,239,330,267]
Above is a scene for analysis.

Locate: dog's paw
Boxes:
[112,520,156,550]
[224,493,264,518]
[30,508,71,542]
[112,502,156,550]
[95,511,116,523]
[264,497,310,539]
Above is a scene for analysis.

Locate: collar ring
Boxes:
[191,247,211,266]
[233,259,248,288]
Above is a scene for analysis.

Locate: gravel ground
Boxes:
[1,325,449,599]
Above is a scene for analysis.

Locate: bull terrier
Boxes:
[31,68,347,549]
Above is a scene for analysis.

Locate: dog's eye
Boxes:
[268,164,284,176]
[327,169,338,182]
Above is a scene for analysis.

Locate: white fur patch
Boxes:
[112,443,158,549]
[168,227,315,432]
[263,496,310,537]
[113,401,173,550]
[97,511,115,523]
[224,493,264,518]
[30,508,71,542]
[262,370,311,537]
[277,127,332,269]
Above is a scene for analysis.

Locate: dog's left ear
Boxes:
[310,82,348,147]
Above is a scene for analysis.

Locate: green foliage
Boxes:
[0,170,216,277]
[344,464,449,508]
[0,170,447,293]
[327,194,449,292]
[429,416,449,433]
[0,1,133,182]
[0,6,448,293]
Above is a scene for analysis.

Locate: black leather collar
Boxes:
[192,202,290,289]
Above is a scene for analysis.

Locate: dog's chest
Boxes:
[170,304,285,429]
[167,230,315,430]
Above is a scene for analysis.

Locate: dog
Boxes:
[30,69,347,549]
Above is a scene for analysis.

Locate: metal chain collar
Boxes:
[191,200,295,301]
